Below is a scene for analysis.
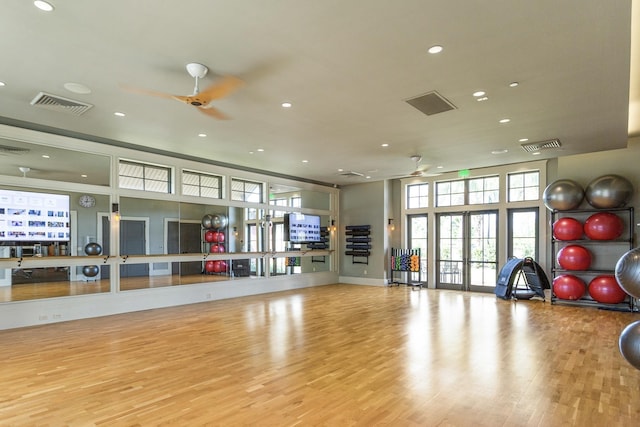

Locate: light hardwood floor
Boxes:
[1,284,639,426]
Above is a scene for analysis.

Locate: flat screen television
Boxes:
[0,189,70,242]
[284,213,321,243]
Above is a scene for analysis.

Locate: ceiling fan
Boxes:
[122,63,244,119]
[404,155,427,177]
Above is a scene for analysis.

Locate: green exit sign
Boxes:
[458,169,470,177]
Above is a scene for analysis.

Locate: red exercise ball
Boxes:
[557,244,591,270]
[204,230,216,243]
[209,244,225,253]
[204,260,216,273]
[553,217,583,240]
[588,275,628,304]
[212,260,227,273]
[553,274,586,300]
[583,212,624,240]
[212,231,225,243]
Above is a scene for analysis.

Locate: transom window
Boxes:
[508,171,540,202]
[270,198,288,217]
[231,178,263,203]
[119,160,171,193]
[407,183,429,209]
[182,170,222,199]
[436,180,465,207]
[468,176,499,204]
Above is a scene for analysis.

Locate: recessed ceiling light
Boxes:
[428,45,443,54]
[381,143,389,147]
[42,154,50,159]
[281,102,292,108]
[365,176,372,179]
[531,151,541,156]
[81,174,88,178]
[473,91,486,97]
[257,148,264,152]
[437,165,443,169]
[198,133,207,137]
[477,96,488,102]
[337,168,344,172]
[302,160,309,163]
[509,82,519,87]
[499,118,511,124]
[519,138,529,142]
[64,82,91,94]
[34,1,54,12]
[0,81,5,87]
[114,112,125,117]
[491,149,508,155]
[249,151,254,155]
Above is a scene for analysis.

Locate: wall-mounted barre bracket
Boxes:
[103,255,111,264]
[17,257,23,267]
[121,255,129,263]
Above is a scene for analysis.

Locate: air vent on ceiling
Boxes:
[0,144,30,154]
[339,171,364,177]
[30,92,93,116]
[406,91,456,116]
[520,139,562,152]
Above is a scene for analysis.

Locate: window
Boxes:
[290,197,301,208]
[231,178,263,203]
[468,176,499,204]
[436,180,465,207]
[407,183,429,209]
[182,170,222,198]
[119,160,171,193]
[508,171,540,202]
[270,198,287,217]
[508,208,538,259]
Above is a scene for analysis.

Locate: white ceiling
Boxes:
[0,0,637,187]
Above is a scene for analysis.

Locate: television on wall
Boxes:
[0,189,70,243]
[284,213,321,243]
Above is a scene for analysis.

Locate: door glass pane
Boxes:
[438,214,463,285]
[469,212,497,287]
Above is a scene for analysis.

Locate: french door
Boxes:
[436,210,498,292]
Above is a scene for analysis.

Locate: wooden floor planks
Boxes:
[1,284,639,426]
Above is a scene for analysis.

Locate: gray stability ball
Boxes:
[210,214,228,230]
[542,179,584,211]
[585,174,634,209]
[619,320,640,370]
[201,214,214,229]
[84,242,103,256]
[615,247,640,299]
[82,265,100,277]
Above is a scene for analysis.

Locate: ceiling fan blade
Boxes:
[197,105,230,120]
[119,83,178,100]
[195,75,244,104]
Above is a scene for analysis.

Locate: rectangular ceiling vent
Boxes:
[0,144,30,154]
[406,91,456,116]
[340,171,364,177]
[520,138,562,152]
[30,92,93,116]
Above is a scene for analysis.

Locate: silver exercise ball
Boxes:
[82,265,100,277]
[84,242,102,256]
[201,214,214,229]
[619,320,640,370]
[542,179,584,211]
[585,174,634,209]
[210,214,228,230]
[615,247,640,299]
